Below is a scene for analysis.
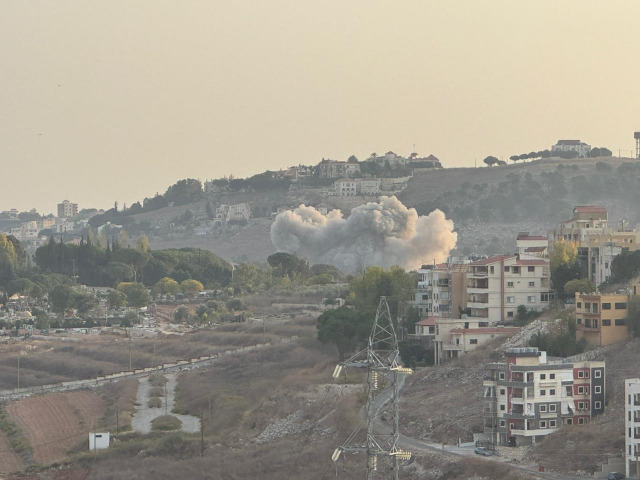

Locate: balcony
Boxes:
[443,343,464,351]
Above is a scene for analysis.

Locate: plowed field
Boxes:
[6,391,105,465]
[0,429,23,473]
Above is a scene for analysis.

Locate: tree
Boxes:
[0,234,19,286]
[483,156,499,167]
[154,277,181,296]
[50,284,74,314]
[73,292,98,317]
[347,155,359,163]
[108,289,128,308]
[180,279,204,297]
[509,155,519,163]
[116,282,151,308]
[563,278,595,297]
[105,262,134,286]
[626,296,640,337]
[205,201,214,220]
[136,235,150,252]
[6,278,36,296]
[267,252,309,278]
[349,266,415,317]
[173,306,189,323]
[317,306,371,360]
[550,239,578,271]
[610,250,640,284]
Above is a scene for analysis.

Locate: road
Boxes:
[368,374,590,480]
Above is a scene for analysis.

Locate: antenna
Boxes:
[331,297,412,479]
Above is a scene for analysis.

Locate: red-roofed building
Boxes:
[415,317,436,336]
[516,232,548,258]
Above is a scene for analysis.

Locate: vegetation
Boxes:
[151,415,182,431]
[563,278,595,297]
[316,307,370,360]
[148,397,162,408]
[149,374,168,387]
[626,296,640,337]
[529,312,586,357]
[549,240,583,299]
[609,250,640,284]
[0,406,32,462]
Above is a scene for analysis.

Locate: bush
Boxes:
[149,373,168,387]
[149,386,164,397]
[151,415,182,431]
[148,397,162,408]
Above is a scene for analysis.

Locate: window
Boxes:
[594,370,602,378]
[540,389,546,396]
[500,404,505,411]
[566,418,573,425]
[615,319,626,326]
[578,418,585,425]
[528,266,535,272]
[577,302,582,308]
[585,303,591,310]
[507,296,515,303]
[507,281,514,287]
[540,374,546,380]
[529,281,535,287]
[550,389,556,395]
[479,322,489,327]
[499,419,506,427]
[507,311,514,317]
[513,267,521,274]
[540,405,547,412]
[470,339,478,345]
[578,371,584,378]
[500,389,506,395]
[422,294,429,300]
[592,304,598,313]
[539,420,547,428]
[602,319,611,326]
[549,404,556,412]
[595,401,601,409]
[595,386,601,394]
[578,401,585,410]
[528,296,536,303]
[602,303,611,310]
[578,386,586,394]
[615,302,628,310]
[499,373,505,380]
[504,266,509,272]
[549,420,557,428]
[490,266,494,274]
[549,374,555,379]
[577,318,582,324]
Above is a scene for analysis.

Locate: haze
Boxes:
[2,0,639,213]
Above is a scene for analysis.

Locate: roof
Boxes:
[517,232,548,241]
[515,259,548,266]
[426,154,440,162]
[573,206,607,214]
[416,317,436,326]
[470,255,515,266]
[556,140,583,145]
[449,327,520,335]
[385,151,395,155]
[525,246,547,252]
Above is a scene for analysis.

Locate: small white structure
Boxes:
[89,432,110,451]
[625,378,640,478]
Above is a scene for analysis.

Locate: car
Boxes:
[474,447,493,456]
[607,473,625,480]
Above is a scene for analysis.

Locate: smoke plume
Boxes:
[270,196,457,272]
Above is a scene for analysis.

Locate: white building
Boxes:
[551,140,591,158]
[359,178,381,195]
[10,221,39,241]
[467,255,553,322]
[626,378,640,478]
[216,203,251,223]
[89,432,110,451]
[334,179,359,196]
[516,232,548,258]
[57,200,78,218]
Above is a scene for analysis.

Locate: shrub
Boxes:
[148,373,167,387]
[149,387,164,398]
[148,397,162,408]
[151,415,182,431]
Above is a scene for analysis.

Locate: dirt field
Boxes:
[6,391,105,465]
[0,429,24,473]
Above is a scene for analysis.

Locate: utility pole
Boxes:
[201,411,205,457]
[116,410,119,437]
[331,297,412,480]
[17,352,20,389]
[164,381,168,415]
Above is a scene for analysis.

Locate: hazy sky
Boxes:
[2,1,640,214]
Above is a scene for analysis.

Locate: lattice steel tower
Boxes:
[635,132,640,159]
[331,297,412,480]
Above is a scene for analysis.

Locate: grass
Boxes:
[151,415,182,432]
[0,406,33,465]
[99,377,138,433]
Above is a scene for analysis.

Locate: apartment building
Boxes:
[408,263,468,318]
[551,206,608,246]
[57,200,78,218]
[575,292,631,346]
[316,159,361,179]
[516,232,548,258]
[483,347,605,447]
[625,378,640,478]
[216,203,251,223]
[467,255,553,322]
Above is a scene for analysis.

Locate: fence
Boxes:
[0,335,299,401]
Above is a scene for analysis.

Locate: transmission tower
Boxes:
[331,297,412,480]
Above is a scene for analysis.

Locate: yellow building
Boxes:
[575,292,631,346]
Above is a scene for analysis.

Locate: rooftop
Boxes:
[573,206,607,214]
[416,317,436,326]
[517,232,548,241]
[469,255,516,266]
[449,327,519,335]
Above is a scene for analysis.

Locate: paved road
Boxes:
[131,373,200,434]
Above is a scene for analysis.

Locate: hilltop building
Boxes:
[216,203,251,223]
[57,200,78,218]
[551,140,591,158]
[483,347,605,447]
[316,159,361,179]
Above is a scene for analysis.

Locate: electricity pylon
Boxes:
[331,297,412,480]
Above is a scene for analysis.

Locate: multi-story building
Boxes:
[574,292,631,346]
[516,232,548,258]
[551,140,591,157]
[440,326,519,361]
[57,200,78,218]
[358,178,381,195]
[334,179,359,196]
[625,378,640,478]
[9,221,39,241]
[483,347,605,447]
[408,263,468,318]
[467,255,553,322]
[215,203,251,223]
[316,159,361,179]
[551,206,608,246]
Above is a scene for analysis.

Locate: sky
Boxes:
[2,0,640,214]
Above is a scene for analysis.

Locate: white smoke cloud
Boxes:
[270,196,457,272]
